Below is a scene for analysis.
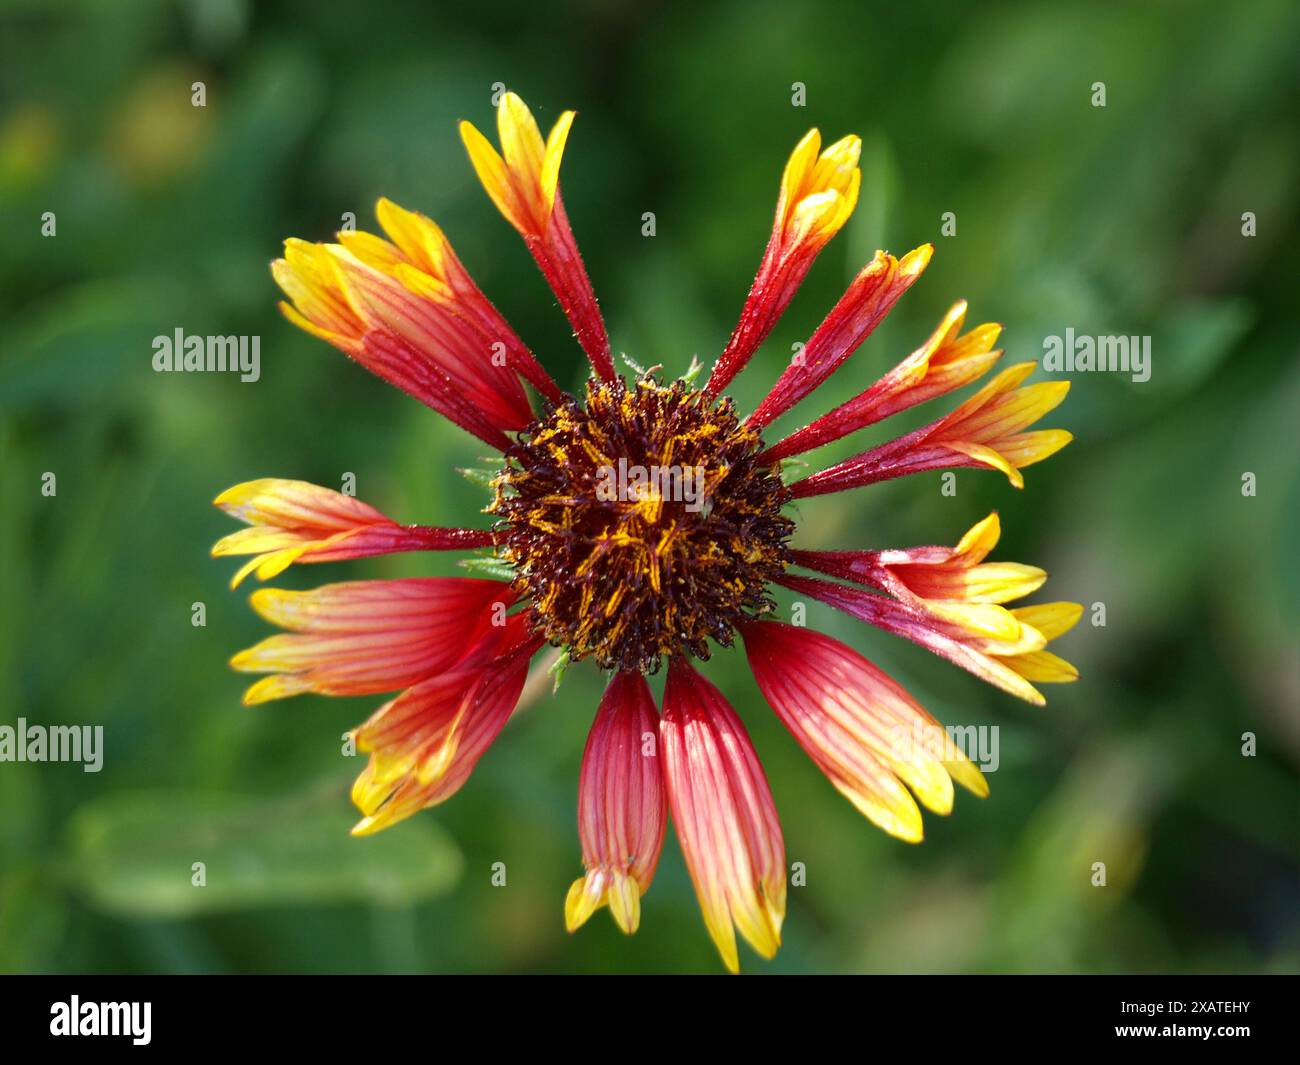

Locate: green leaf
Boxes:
[64,787,463,918]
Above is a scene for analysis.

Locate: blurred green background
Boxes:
[2,0,1297,974]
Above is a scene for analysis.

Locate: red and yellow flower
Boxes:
[215,91,1079,972]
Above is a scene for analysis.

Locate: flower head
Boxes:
[216,92,1078,972]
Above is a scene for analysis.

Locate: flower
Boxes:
[216,91,1078,972]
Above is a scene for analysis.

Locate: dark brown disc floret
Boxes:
[490,374,793,674]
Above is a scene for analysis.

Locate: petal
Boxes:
[374,197,456,278]
[327,247,530,428]
[335,229,407,273]
[461,94,613,382]
[350,626,540,835]
[567,672,666,934]
[903,562,1048,604]
[213,478,388,531]
[743,621,986,843]
[775,128,822,228]
[706,128,866,398]
[541,109,575,213]
[661,659,786,973]
[778,574,1048,705]
[1004,649,1080,683]
[231,579,516,703]
[497,91,547,199]
[992,428,1075,469]
[941,440,1026,488]
[1012,601,1084,641]
[952,511,1001,563]
[458,118,522,231]
[761,300,1006,462]
[356,331,516,450]
[272,239,366,341]
[748,244,932,428]
[950,380,1070,441]
[212,480,496,587]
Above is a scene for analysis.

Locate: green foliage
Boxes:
[0,0,1296,974]
[66,787,463,918]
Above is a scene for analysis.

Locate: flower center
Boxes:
[491,374,793,674]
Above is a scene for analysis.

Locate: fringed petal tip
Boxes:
[564,870,642,935]
[460,91,613,381]
[348,814,385,837]
[1003,601,1084,691]
[778,127,863,240]
[564,876,600,933]
[459,91,575,234]
[238,674,310,707]
[901,242,934,275]
[225,546,306,589]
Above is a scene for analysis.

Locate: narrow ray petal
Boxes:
[566,672,666,935]
[778,573,1084,706]
[706,129,863,396]
[790,363,1071,498]
[461,92,613,380]
[661,658,786,973]
[211,479,494,587]
[748,244,932,428]
[762,300,1002,462]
